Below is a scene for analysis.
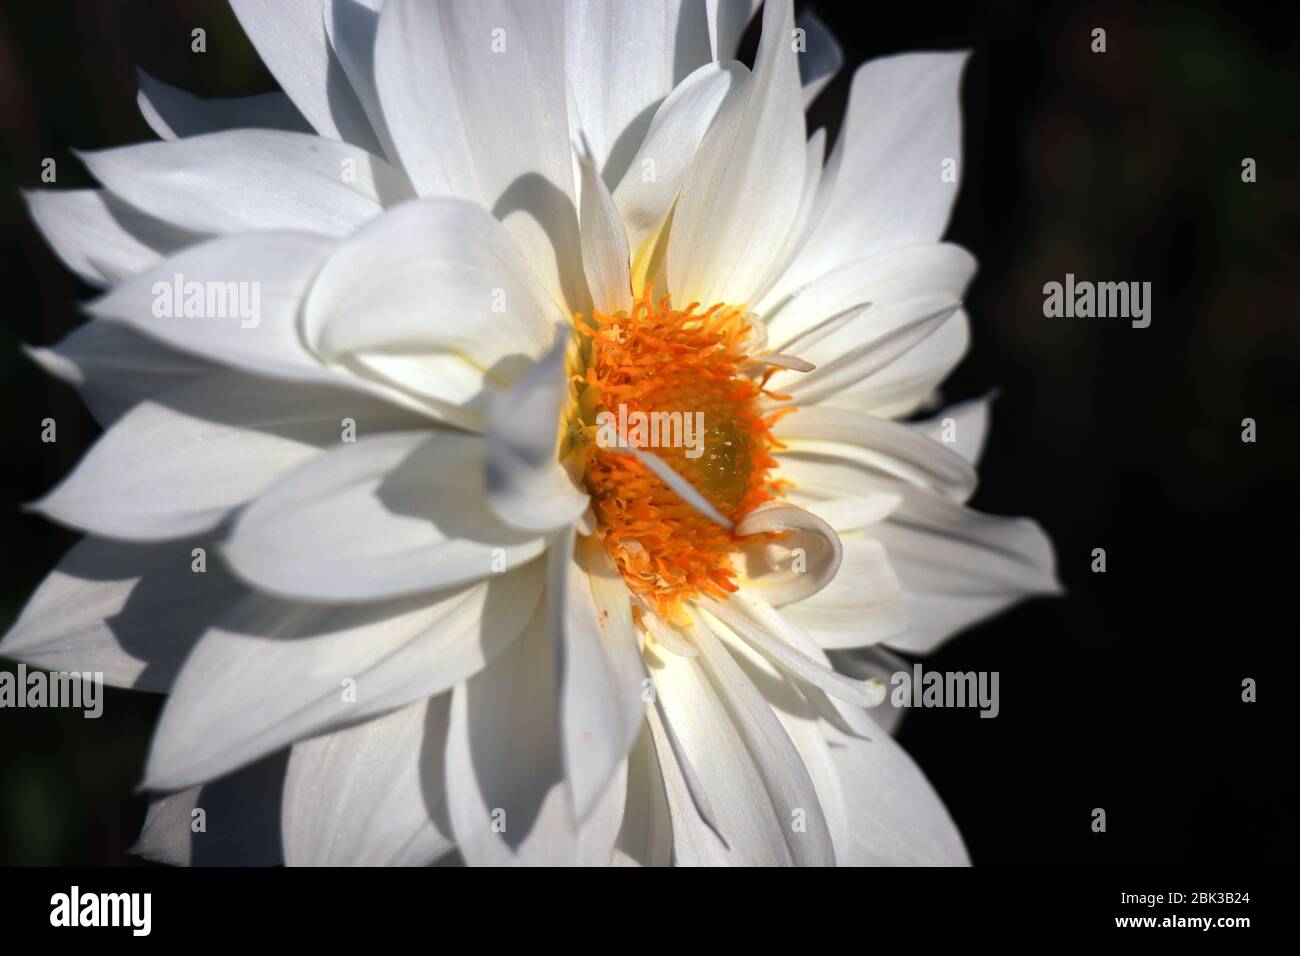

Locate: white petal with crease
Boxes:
[79,131,410,238]
[35,372,420,541]
[144,559,544,790]
[225,431,548,602]
[136,68,312,140]
[613,60,745,253]
[230,0,381,151]
[0,537,244,693]
[283,696,454,866]
[445,602,626,865]
[303,198,563,427]
[24,189,199,287]
[548,527,647,819]
[669,0,806,306]
[375,0,584,312]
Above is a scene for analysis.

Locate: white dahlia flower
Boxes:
[6,0,1059,866]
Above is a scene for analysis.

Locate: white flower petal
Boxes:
[797,10,842,107]
[486,332,590,532]
[229,0,382,151]
[706,623,850,860]
[773,404,977,500]
[83,234,447,421]
[324,0,396,162]
[34,372,420,541]
[282,697,454,866]
[761,241,976,368]
[0,536,244,693]
[612,59,745,254]
[564,0,712,181]
[746,125,828,307]
[689,620,836,865]
[303,197,565,429]
[78,130,411,238]
[776,303,961,409]
[144,560,544,790]
[731,502,843,606]
[780,531,907,649]
[23,189,199,287]
[908,394,993,470]
[25,321,212,426]
[445,603,626,866]
[136,68,312,140]
[824,721,970,865]
[697,592,881,707]
[873,488,1062,655]
[835,307,970,419]
[825,645,911,735]
[706,0,760,61]
[645,636,791,865]
[576,139,632,315]
[782,52,968,291]
[133,751,288,866]
[225,431,547,603]
[611,725,673,867]
[669,0,806,306]
[549,527,647,819]
[375,0,585,312]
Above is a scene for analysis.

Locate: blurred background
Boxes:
[1,0,1297,866]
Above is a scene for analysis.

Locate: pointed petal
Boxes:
[873,489,1062,654]
[698,592,882,707]
[611,724,672,867]
[797,10,842,107]
[783,52,968,289]
[136,68,311,140]
[707,0,760,61]
[0,536,244,692]
[224,431,547,602]
[549,527,647,819]
[564,0,712,180]
[302,197,564,429]
[689,620,836,865]
[486,332,590,532]
[282,697,454,866]
[86,232,337,385]
[445,603,626,865]
[825,721,970,865]
[133,750,288,866]
[229,0,382,151]
[23,189,198,287]
[324,0,397,162]
[143,560,544,790]
[34,372,419,541]
[374,0,584,311]
[908,394,993,470]
[670,0,806,306]
[25,321,212,426]
[645,636,791,865]
[612,60,745,254]
[773,404,977,500]
[78,131,411,238]
[576,139,632,315]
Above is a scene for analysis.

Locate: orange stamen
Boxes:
[576,285,787,624]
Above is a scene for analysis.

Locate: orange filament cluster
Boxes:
[576,287,789,625]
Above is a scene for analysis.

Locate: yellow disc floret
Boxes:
[573,287,791,625]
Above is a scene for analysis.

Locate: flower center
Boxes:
[570,288,788,625]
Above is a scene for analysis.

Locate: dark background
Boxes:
[1,0,1297,866]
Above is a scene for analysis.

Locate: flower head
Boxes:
[6,0,1060,866]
